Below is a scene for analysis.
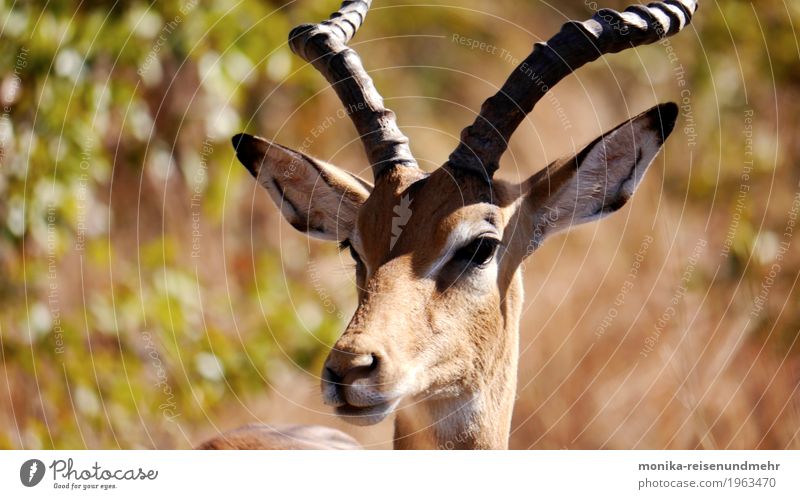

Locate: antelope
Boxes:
[199,0,698,450]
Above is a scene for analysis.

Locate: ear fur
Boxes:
[232,134,372,240]
[524,102,677,248]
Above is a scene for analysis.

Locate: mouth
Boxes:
[333,399,402,426]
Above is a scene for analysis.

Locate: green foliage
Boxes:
[0,0,352,449]
[1,0,798,448]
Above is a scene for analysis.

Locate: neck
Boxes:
[392,271,523,450]
[392,373,517,449]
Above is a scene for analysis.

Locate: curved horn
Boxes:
[448,0,699,179]
[289,0,418,179]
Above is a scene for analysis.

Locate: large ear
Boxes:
[232,134,372,241]
[522,102,678,249]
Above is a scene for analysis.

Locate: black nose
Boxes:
[324,351,378,383]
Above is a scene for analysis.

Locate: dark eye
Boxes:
[453,237,500,267]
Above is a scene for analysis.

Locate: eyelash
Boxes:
[452,237,500,268]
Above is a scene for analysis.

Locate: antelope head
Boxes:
[232,0,697,449]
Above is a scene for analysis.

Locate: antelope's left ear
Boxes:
[521,102,678,249]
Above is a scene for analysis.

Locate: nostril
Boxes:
[368,354,379,371]
[324,365,342,384]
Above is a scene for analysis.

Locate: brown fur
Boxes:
[198,424,361,450]
[206,103,677,449]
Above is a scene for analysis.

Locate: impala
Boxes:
[199,0,698,450]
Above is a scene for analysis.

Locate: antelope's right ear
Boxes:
[518,102,677,251]
[232,134,372,241]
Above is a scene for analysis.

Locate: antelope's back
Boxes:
[197,424,361,450]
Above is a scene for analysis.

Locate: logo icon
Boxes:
[20,459,45,487]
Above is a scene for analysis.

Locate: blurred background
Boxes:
[1,0,798,449]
